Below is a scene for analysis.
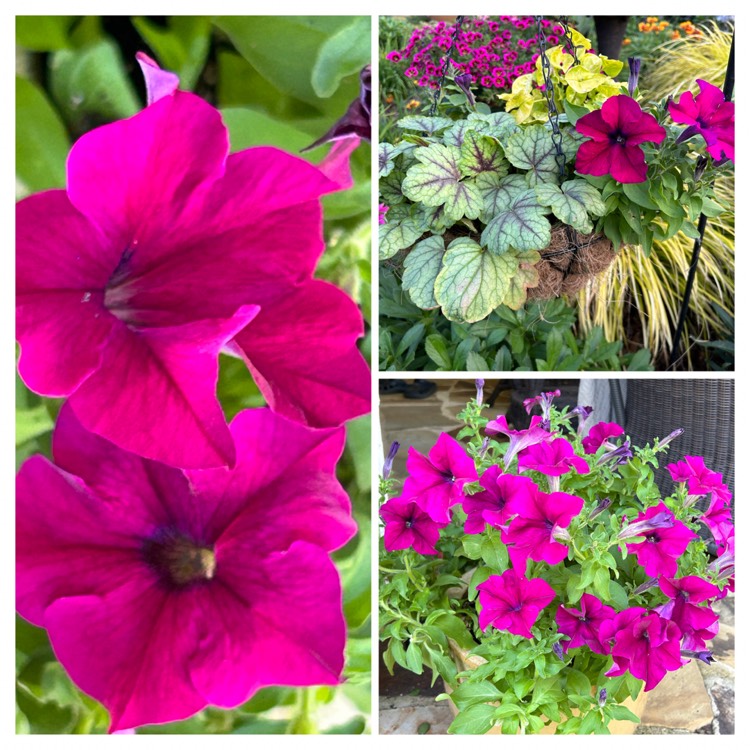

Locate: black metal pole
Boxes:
[668,31,735,369]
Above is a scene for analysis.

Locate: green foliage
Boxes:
[16,15,371,735]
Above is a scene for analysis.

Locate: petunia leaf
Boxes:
[402,143,483,222]
[458,131,508,178]
[434,238,532,323]
[402,235,444,309]
[535,179,606,234]
[396,115,453,135]
[505,124,562,185]
[310,16,371,98]
[481,189,551,254]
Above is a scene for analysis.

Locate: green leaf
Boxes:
[402,144,483,222]
[607,704,640,722]
[222,107,314,153]
[311,16,370,98]
[432,614,476,651]
[402,236,444,309]
[132,16,211,90]
[459,131,508,178]
[434,238,517,323]
[397,115,453,135]
[468,566,492,602]
[396,322,426,357]
[622,182,659,210]
[479,173,527,221]
[466,351,489,370]
[505,125,562,185]
[701,196,725,218]
[379,217,422,260]
[448,702,498,734]
[16,16,73,51]
[15,76,70,194]
[467,111,520,140]
[449,680,503,711]
[405,640,424,674]
[480,534,509,571]
[535,179,606,233]
[627,348,653,370]
[16,405,54,447]
[424,334,452,369]
[481,190,551,254]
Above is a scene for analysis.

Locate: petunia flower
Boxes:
[556,593,616,654]
[16,404,356,732]
[477,569,556,638]
[601,607,683,691]
[582,421,624,454]
[517,437,590,477]
[522,389,560,425]
[575,94,666,183]
[668,79,734,162]
[485,415,556,468]
[656,576,720,652]
[379,494,445,556]
[16,56,370,470]
[462,466,536,534]
[623,503,698,578]
[501,485,584,574]
[403,432,478,524]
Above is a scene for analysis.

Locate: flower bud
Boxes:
[656,427,684,450]
[383,441,400,479]
[618,510,674,540]
[598,688,607,707]
[628,57,641,97]
[454,72,476,106]
[475,378,485,405]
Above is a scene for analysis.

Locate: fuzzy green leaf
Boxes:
[481,189,551,254]
[402,236,444,309]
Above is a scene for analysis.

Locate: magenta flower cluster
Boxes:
[16,56,369,731]
[384,16,560,95]
[381,390,735,695]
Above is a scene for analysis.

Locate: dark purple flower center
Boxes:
[405,518,414,529]
[103,245,140,325]
[142,527,216,588]
[609,131,627,145]
[646,532,661,543]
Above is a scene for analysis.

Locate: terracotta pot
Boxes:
[444,640,648,735]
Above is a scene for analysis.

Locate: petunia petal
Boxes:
[575,139,614,177]
[575,109,610,142]
[233,280,370,429]
[609,144,648,183]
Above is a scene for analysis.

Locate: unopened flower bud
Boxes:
[383,441,400,479]
[454,73,476,107]
[634,576,659,595]
[628,57,641,97]
[589,497,612,520]
[475,378,485,405]
[478,437,490,459]
[681,649,714,665]
[694,156,708,182]
[656,428,684,451]
[618,510,674,540]
[553,642,565,660]
[597,440,633,466]
[598,688,607,707]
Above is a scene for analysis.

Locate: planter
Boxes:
[444,640,648,735]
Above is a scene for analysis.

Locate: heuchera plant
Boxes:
[379,385,734,735]
[379,27,734,325]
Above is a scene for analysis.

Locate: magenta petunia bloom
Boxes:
[380,494,445,555]
[624,503,698,578]
[501,485,584,573]
[403,432,478,524]
[575,95,666,183]
[462,466,536,534]
[700,492,734,553]
[668,79,734,162]
[667,455,725,495]
[16,59,369,470]
[517,437,590,477]
[582,421,625,454]
[485,415,556,468]
[556,593,616,654]
[477,569,556,638]
[522,389,560,419]
[602,607,683,691]
[656,576,720,652]
[16,404,355,732]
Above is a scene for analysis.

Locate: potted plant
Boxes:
[379,24,734,323]
[378,383,734,734]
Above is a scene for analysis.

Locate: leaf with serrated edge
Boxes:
[505,124,561,185]
[468,111,520,140]
[403,235,444,309]
[480,174,527,221]
[459,130,508,178]
[379,143,397,177]
[379,217,422,260]
[397,115,453,134]
[435,237,525,323]
[503,249,540,309]
[402,143,482,222]
[481,189,551,254]
[444,119,473,147]
[535,179,605,233]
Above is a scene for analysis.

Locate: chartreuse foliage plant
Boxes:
[379,387,733,734]
[16,16,371,735]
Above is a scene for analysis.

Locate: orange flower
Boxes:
[672,30,681,39]
[405,99,421,110]
[638,22,648,31]
[385,94,394,104]
[623,38,632,45]
[647,16,659,23]
[680,20,692,29]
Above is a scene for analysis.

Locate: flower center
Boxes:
[142,528,216,588]
[609,130,627,145]
[103,245,141,325]
[405,518,414,529]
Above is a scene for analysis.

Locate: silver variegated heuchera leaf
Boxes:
[443,119,473,147]
[458,131,508,178]
[481,189,551,254]
[434,237,531,323]
[503,249,541,309]
[505,124,562,186]
[379,216,423,260]
[396,115,453,135]
[402,235,444,309]
[479,173,527,223]
[379,142,413,177]
[467,111,521,141]
[535,179,607,234]
[402,143,483,222]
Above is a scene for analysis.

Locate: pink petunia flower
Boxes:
[582,421,625,454]
[656,576,720,652]
[16,404,355,732]
[517,437,590,477]
[462,465,536,534]
[477,569,556,638]
[601,607,683,691]
[380,494,446,556]
[668,79,734,162]
[623,503,698,577]
[403,433,478,524]
[501,485,584,573]
[16,57,369,470]
[485,415,556,468]
[575,95,666,183]
[556,593,616,654]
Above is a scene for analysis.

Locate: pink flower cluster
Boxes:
[384,16,559,94]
